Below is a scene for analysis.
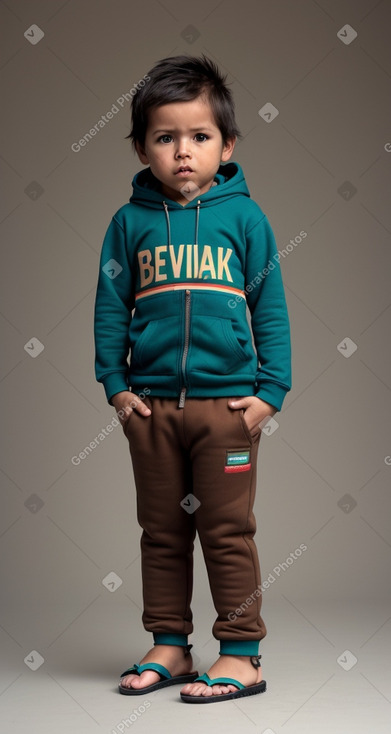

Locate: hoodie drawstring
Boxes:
[194,200,200,246]
[162,199,201,246]
[162,200,171,246]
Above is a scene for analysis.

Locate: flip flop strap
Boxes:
[120,662,171,679]
[120,642,193,679]
[193,672,245,689]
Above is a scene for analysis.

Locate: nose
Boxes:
[175,138,192,159]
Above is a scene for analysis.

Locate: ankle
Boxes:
[155,642,192,654]
[219,653,262,666]
[151,643,190,656]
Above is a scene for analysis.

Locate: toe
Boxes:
[201,685,213,697]
[121,670,160,690]
[210,683,239,696]
[182,681,240,698]
[181,682,198,694]
[135,671,159,689]
[211,684,225,695]
[182,682,210,697]
[227,684,238,694]
[220,685,230,694]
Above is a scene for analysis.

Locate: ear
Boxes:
[221,136,236,163]
[135,140,149,165]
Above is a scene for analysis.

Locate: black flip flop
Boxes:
[180,653,266,704]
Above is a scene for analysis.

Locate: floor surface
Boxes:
[1,598,390,733]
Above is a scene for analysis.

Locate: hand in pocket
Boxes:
[228,395,276,438]
[111,391,151,427]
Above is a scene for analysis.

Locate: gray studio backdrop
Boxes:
[1,0,390,695]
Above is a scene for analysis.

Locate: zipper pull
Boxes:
[178,387,186,408]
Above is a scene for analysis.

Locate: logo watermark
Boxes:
[228,230,307,309]
[71,389,150,465]
[228,544,308,621]
[110,700,151,732]
[71,75,150,153]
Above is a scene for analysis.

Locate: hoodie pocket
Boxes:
[189,315,249,375]
[131,317,178,375]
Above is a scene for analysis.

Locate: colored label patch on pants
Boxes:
[225,450,251,473]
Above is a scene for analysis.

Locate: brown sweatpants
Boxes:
[122,396,267,647]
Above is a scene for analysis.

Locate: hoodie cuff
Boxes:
[102,373,130,405]
[255,382,289,412]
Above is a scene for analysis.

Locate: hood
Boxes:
[129,161,250,209]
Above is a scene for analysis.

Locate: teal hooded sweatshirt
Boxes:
[94,162,291,411]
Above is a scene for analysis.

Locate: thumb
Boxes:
[228,397,248,410]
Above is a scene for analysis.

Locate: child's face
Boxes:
[135,96,235,206]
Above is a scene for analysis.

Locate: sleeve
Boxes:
[244,214,292,412]
[93,215,134,405]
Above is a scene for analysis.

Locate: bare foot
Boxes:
[180,655,263,698]
[119,644,196,691]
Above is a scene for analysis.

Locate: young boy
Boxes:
[94,55,291,703]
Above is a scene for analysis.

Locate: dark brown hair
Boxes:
[126,54,241,149]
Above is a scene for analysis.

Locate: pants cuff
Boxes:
[153,633,188,647]
[219,640,260,656]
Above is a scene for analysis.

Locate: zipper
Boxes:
[178,289,191,408]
